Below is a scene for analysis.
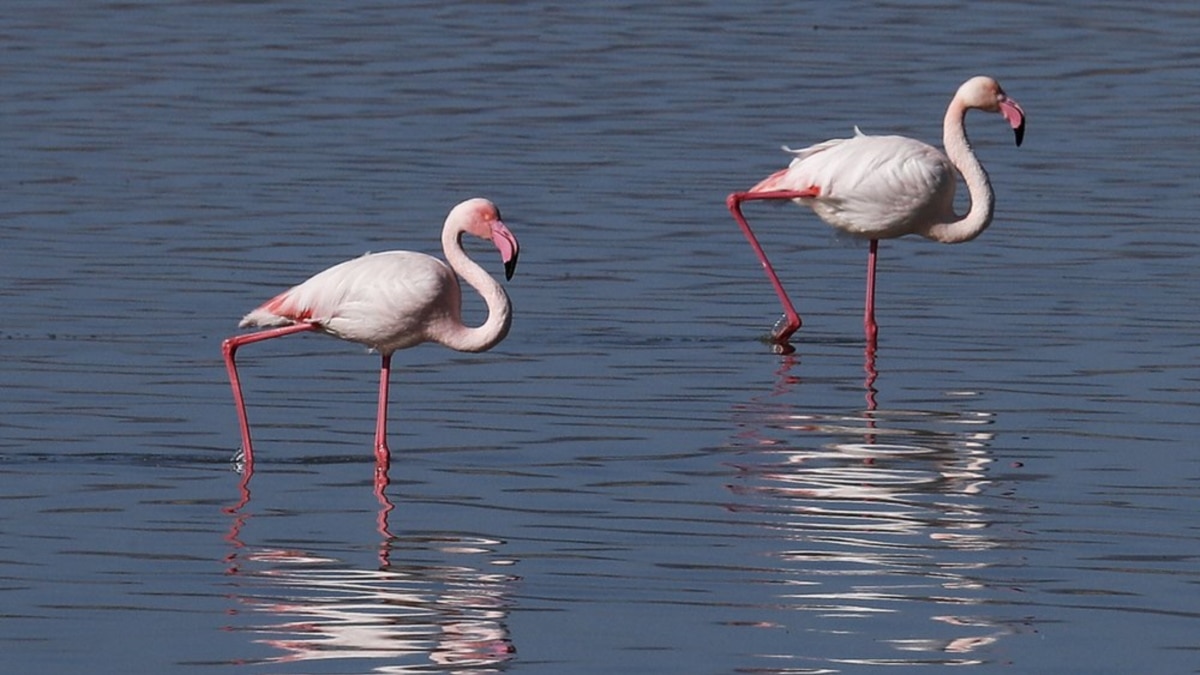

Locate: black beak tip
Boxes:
[504,253,519,281]
[1014,121,1026,147]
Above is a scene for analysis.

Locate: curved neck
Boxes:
[436,227,512,352]
[923,99,995,244]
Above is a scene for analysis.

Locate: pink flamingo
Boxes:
[222,198,519,466]
[727,76,1025,348]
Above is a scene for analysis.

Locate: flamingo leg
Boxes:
[374,352,393,460]
[863,239,880,415]
[864,239,879,344]
[726,189,819,345]
[221,322,320,464]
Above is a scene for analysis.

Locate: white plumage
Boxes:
[222,198,520,460]
[767,128,957,240]
[240,251,465,354]
[727,76,1026,345]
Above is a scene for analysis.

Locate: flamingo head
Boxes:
[448,198,520,280]
[958,76,1026,147]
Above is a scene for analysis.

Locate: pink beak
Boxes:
[490,220,520,280]
[999,96,1026,147]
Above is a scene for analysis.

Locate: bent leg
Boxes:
[726,189,818,345]
[221,322,320,464]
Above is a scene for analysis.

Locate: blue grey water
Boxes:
[1,1,1197,672]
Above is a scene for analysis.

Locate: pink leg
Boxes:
[221,322,320,465]
[863,239,880,414]
[864,239,879,344]
[726,189,818,345]
[374,352,392,460]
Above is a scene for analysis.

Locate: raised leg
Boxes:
[726,189,818,345]
[864,239,879,344]
[221,322,320,464]
[374,352,393,460]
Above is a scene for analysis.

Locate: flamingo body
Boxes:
[753,130,957,241]
[241,251,467,355]
[727,76,1026,347]
[222,197,519,465]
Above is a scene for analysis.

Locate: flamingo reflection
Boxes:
[222,456,515,670]
[727,350,1028,667]
[230,551,516,670]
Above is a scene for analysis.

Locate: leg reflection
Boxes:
[223,465,253,575]
[374,450,395,568]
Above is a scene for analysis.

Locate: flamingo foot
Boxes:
[763,313,799,353]
[770,341,796,356]
[374,444,391,469]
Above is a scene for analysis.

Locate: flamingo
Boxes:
[726,75,1025,348]
[221,197,519,466]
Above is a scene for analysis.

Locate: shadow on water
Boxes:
[721,344,1034,668]
[221,460,517,671]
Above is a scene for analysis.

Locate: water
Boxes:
[2,1,1199,672]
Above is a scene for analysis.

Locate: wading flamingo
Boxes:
[726,75,1025,349]
[222,198,519,466]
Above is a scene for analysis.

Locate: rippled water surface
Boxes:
[3,1,1199,673]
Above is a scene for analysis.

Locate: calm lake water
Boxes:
[2,1,1199,673]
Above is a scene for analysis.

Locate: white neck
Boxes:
[922,98,996,244]
[433,227,512,352]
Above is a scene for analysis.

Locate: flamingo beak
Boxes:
[999,96,1026,147]
[491,220,520,281]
